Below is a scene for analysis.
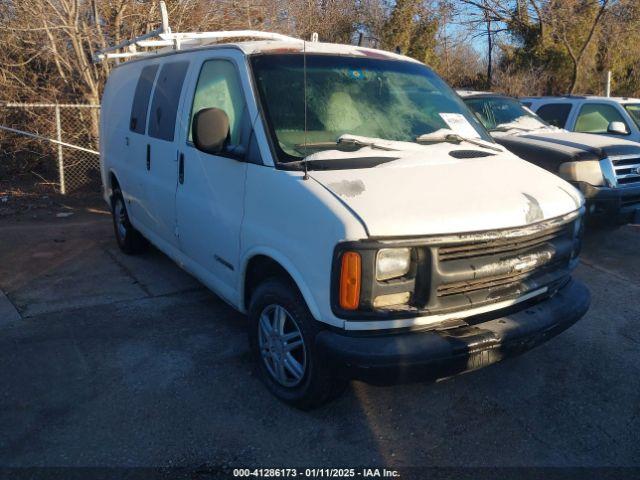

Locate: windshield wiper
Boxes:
[295,137,393,152]
[294,135,397,153]
[283,155,400,171]
[415,131,503,152]
[294,140,357,153]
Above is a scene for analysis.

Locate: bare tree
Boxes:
[456,0,514,88]
[556,0,611,93]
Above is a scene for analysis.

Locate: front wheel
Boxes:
[248,278,347,410]
[111,189,148,255]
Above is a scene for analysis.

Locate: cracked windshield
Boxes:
[250,54,491,162]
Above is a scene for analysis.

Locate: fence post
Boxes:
[54,104,66,194]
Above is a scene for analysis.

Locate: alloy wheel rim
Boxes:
[258,304,307,387]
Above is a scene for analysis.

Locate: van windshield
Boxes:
[250,53,492,163]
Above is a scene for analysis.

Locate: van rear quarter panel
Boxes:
[100,62,143,202]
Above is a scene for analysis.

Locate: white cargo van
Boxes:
[97,12,590,408]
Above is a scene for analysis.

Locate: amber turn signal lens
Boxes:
[339,251,361,310]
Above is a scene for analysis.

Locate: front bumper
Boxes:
[578,182,640,224]
[316,279,590,385]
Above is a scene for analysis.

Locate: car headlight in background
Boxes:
[376,248,411,281]
[558,159,617,188]
[558,160,604,186]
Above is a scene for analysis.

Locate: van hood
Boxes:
[494,130,640,162]
[308,144,583,237]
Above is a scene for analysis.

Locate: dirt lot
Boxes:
[0,193,639,473]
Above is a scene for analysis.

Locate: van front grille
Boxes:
[438,223,571,262]
[437,269,530,297]
[611,156,640,186]
[430,214,579,308]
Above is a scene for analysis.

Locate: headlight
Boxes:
[373,292,411,308]
[376,248,411,281]
[558,160,605,186]
[333,244,420,315]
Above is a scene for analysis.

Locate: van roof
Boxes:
[109,39,420,69]
[93,1,417,66]
[215,39,418,63]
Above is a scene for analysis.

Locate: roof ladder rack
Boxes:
[93,1,302,63]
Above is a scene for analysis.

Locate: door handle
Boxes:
[146,144,151,171]
[178,152,184,184]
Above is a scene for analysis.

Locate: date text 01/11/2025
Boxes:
[232,468,401,478]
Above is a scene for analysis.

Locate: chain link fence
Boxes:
[0,103,100,193]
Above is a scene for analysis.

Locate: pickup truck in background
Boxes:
[521,95,640,142]
[460,91,640,225]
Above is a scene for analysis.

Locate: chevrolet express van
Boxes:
[99,31,590,408]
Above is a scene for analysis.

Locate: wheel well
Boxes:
[244,255,299,310]
[109,172,120,192]
[109,172,120,206]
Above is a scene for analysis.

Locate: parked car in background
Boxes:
[522,95,640,143]
[460,91,640,225]
[98,14,590,408]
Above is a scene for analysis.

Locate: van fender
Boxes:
[239,246,323,321]
[107,168,135,208]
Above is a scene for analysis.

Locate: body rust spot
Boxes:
[328,179,366,198]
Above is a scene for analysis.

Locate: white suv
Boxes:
[98,25,589,408]
[522,95,640,142]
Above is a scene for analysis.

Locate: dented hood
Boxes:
[309,147,583,237]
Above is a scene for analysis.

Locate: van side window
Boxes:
[148,61,190,141]
[130,64,159,134]
[575,103,629,134]
[535,103,572,128]
[189,60,247,146]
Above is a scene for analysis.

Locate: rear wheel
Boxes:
[111,189,147,255]
[248,277,347,409]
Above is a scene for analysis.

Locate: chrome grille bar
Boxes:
[609,155,640,187]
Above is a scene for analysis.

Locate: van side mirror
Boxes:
[607,121,628,135]
[192,108,230,154]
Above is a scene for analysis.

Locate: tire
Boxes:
[111,189,148,255]
[248,277,348,410]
